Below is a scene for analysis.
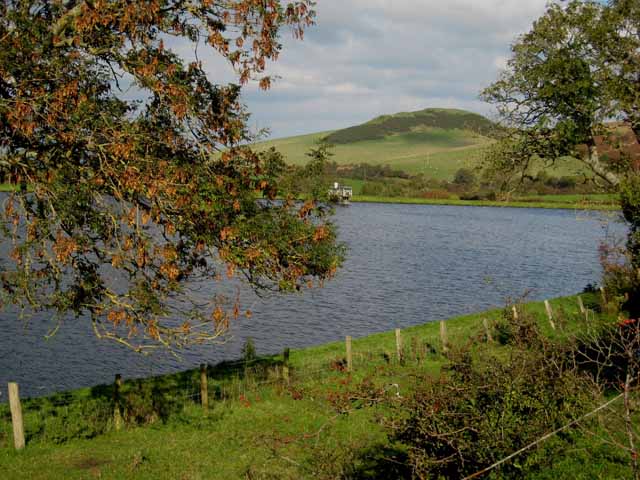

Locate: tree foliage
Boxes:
[452,168,476,187]
[482,0,640,188]
[0,0,345,351]
[483,0,640,312]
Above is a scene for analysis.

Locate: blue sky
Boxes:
[178,0,557,139]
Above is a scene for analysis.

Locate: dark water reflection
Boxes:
[0,202,625,398]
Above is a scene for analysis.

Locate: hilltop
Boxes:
[324,107,494,144]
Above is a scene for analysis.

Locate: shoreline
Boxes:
[352,194,620,211]
[1,295,583,403]
[3,293,627,479]
[0,184,618,211]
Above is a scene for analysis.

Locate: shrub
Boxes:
[242,337,257,364]
[459,192,484,201]
[453,168,476,187]
[493,307,543,348]
[387,344,595,479]
[421,189,451,200]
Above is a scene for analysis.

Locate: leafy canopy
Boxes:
[0,0,344,351]
[481,0,640,188]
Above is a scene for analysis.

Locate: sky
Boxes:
[179,0,557,139]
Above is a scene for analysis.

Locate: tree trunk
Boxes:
[581,145,621,187]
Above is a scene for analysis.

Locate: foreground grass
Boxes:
[352,193,619,211]
[0,295,633,479]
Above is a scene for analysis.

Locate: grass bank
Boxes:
[0,293,634,479]
[352,193,620,211]
[0,184,17,192]
[0,181,616,211]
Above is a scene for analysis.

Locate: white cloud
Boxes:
[169,0,556,138]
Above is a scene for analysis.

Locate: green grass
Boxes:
[256,130,595,181]
[0,295,633,479]
[256,129,490,179]
[0,184,17,192]
[351,193,620,211]
[255,107,594,181]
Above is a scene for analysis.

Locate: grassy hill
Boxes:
[255,108,584,181]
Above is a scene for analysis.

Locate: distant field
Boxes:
[518,193,617,204]
[255,107,596,181]
[257,130,593,181]
[350,193,619,211]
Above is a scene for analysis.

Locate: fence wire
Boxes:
[0,339,447,449]
[0,299,591,450]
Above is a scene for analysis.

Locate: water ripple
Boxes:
[0,203,626,397]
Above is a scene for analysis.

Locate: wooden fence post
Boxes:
[512,305,518,320]
[200,364,208,412]
[113,374,123,431]
[345,336,353,372]
[281,347,291,384]
[440,321,449,353]
[577,295,585,314]
[8,383,25,450]
[544,300,556,330]
[483,318,493,343]
[395,328,403,363]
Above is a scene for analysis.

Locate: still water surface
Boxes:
[0,203,625,398]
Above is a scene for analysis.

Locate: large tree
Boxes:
[481,0,640,188]
[482,0,640,311]
[0,0,344,351]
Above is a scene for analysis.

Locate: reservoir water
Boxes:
[0,202,625,398]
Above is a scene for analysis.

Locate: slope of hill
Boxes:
[256,108,494,180]
[255,108,589,181]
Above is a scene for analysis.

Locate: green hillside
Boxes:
[256,110,494,180]
[255,108,589,181]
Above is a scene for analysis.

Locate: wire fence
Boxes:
[0,294,598,451]
[0,338,448,449]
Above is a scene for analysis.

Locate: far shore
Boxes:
[351,194,620,211]
[0,184,619,212]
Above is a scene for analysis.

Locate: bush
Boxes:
[387,343,595,479]
[453,168,476,187]
[599,240,640,315]
[493,307,543,348]
[459,193,483,201]
[421,189,451,200]
[242,337,257,363]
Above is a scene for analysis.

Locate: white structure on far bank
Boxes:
[328,182,353,205]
